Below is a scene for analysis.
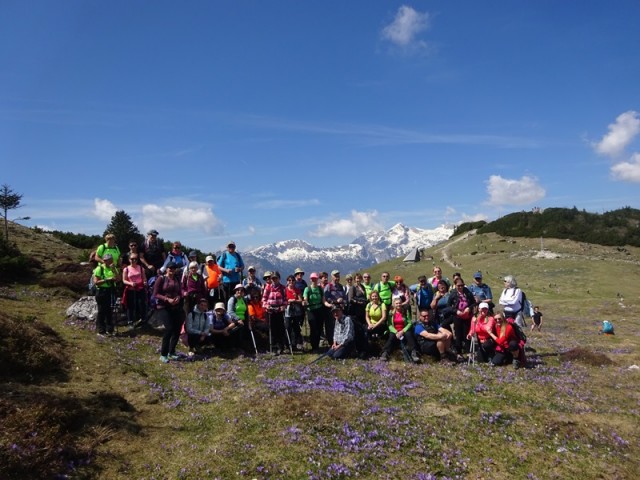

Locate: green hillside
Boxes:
[454,207,640,247]
[1,221,640,479]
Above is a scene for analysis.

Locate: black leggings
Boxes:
[158,306,184,356]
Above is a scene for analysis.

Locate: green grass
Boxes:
[1,225,640,479]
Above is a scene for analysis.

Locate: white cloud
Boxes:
[310,210,383,238]
[593,111,640,182]
[593,110,640,158]
[141,204,223,233]
[486,175,546,206]
[93,198,117,220]
[460,213,489,223]
[381,5,430,48]
[611,152,640,182]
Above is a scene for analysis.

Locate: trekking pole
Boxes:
[308,350,330,365]
[267,310,273,354]
[248,320,258,356]
[468,334,477,366]
[284,324,294,356]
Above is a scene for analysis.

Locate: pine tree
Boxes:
[0,184,24,242]
[103,210,143,253]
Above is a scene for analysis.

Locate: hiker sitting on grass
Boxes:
[209,302,244,352]
[380,298,420,364]
[414,308,453,362]
[326,304,354,360]
[487,312,522,368]
[185,298,213,355]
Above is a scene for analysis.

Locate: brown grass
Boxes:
[559,347,615,366]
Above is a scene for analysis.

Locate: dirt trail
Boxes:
[433,230,475,269]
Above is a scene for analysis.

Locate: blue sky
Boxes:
[2,1,639,252]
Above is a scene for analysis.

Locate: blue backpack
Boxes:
[601,320,614,334]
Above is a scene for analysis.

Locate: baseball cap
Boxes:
[147,229,159,236]
[310,272,319,279]
[331,269,340,276]
[214,302,226,311]
[205,255,215,262]
[473,271,483,279]
[479,302,489,310]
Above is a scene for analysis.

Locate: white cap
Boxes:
[479,302,489,310]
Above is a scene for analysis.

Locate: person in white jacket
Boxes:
[499,275,525,328]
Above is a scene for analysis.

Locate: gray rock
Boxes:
[66,296,98,322]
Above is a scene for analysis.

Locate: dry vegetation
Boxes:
[1,223,639,479]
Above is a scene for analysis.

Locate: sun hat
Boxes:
[294,267,304,275]
[214,302,226,311]
[331,269,340,276]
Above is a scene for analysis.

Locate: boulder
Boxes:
[66,296,98,322]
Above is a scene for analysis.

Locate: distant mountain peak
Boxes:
[243,223,454,275]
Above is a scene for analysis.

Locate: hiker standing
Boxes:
[94,253,118,338]
[218,241,244,302]
[154,263,184,363]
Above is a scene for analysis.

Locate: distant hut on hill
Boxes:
[403,248,420,263]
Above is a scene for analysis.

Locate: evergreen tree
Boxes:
[103,210,143,253]
[0,184,24,242]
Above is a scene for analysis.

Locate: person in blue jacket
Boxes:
[218,240,245,302]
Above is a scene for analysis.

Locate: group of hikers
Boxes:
[91,230,540,367]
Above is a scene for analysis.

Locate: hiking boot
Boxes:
[168,353,179,360]
[96,332,107,339]
[411,350,421,364]
[159,355,169,363]
[380,351,390,362]
[513,359,521,369]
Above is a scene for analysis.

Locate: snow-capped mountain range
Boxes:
[237,223,455,276]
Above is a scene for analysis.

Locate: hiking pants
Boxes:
[96,288,115,334]
[307,307,323,350]
[158,306,184,357]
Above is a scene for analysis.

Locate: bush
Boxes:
[0,237,39,283]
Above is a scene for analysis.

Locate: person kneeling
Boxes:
[488,312,522,368]
[414,308,453,362]
[209,302,244,353]
[185,297,214,356]
[326,305,354,360]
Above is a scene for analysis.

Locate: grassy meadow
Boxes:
[1,225,639,479]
